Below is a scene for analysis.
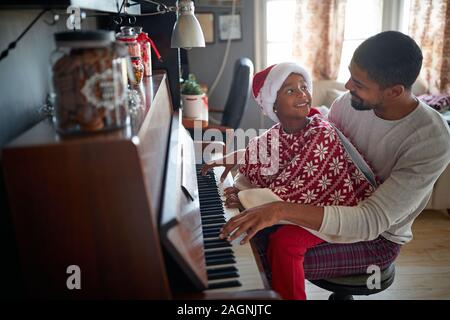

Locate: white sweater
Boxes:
[321,92,450,244]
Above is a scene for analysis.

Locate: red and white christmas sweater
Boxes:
[238,114,378,206]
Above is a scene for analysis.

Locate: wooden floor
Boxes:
[306,209,450,300]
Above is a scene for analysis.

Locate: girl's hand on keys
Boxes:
[224,193,245,211]
[224,187,240,196]
[200,159,235,182]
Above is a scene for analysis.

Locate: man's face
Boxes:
[345,61,385,111]
[274,73,312,121]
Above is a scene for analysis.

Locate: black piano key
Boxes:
[202,220,224,225]
[203,232,221,239]
[204,248,233,256]
[200,207,223,212]
[200,198,221,203]
[201,218,226,224]
[202,226,222,232]
[207,280,242,290]
[205,252,235,260]
[203,223,222,228]
[200,205,223,211]
[199,188,219,192]
[198,189,221,194]
[202,220,225,228]
[200,208,223,213]
[200,210,223,217]
[204,241,231,250]
[202,214,225,220]
[205,257,236,267]
[201,214,224,219]
[203,231,222,237]
[200,203,223,209]
[207,266,238,275]
[198,184,217,189]
[207,271,239,281]
[204,238,229,245]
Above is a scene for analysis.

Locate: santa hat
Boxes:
[252,62,313,122]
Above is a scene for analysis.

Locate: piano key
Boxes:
[204,247,233,255]
[204,242,232,250]
[208,272,239,281]
[195,159,266,292]
[205,257,236,267]
[204,238,230,246]
[201,218,226,225]
[202,225,222,232]
[207,280,242,290]
[201,214,224,219]
[205,252,235,260]
[206,266,238,275]
[203,233,221,239]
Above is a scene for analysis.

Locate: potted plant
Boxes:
[181,74,205,119]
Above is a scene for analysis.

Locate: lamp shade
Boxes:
[171,0,205,49]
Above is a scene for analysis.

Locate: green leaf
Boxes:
[181,73,203,95]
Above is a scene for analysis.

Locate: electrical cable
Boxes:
[0,9,49,62]
[207,0,237,98]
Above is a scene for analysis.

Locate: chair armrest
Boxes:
[209,107,224,113]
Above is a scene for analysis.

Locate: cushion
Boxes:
[418,94,450,112]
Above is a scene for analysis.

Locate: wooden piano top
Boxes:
[5,71,169,149]
[2,70,175,299]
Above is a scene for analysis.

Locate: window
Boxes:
[265,0,297,66]
[337,0,383,82]
[263,0,412,82]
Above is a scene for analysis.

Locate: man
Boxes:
[203,31,450,299]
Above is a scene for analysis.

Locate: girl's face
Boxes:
[274,73,312,123]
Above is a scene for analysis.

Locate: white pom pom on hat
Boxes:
[252,62,313,122]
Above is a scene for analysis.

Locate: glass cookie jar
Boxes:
[50,31,129,135]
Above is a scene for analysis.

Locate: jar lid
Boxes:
[134,26,143,34]
[54,30,115,47]
[116,26,138,40]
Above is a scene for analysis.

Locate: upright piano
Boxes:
[2,71,278,299]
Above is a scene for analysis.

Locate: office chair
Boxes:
[209,57,254,130]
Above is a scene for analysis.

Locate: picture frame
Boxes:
[218,14,242,41]
[195,12,215,44]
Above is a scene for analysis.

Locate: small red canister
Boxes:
[135,26,152,77]
[115,26,140,57]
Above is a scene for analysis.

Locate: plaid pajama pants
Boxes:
[253,225,401,299]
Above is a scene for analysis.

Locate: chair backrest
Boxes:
[221,57,254,129]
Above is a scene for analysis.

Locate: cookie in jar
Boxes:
[50,31,129,135]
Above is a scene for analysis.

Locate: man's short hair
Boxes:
[352,31,423,90]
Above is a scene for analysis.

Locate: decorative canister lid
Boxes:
[116,26,137,40]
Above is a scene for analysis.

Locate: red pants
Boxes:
[267,225,325,300]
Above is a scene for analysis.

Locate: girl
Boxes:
[223,62,379,300]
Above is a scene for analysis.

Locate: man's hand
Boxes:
[219,201,283,245]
